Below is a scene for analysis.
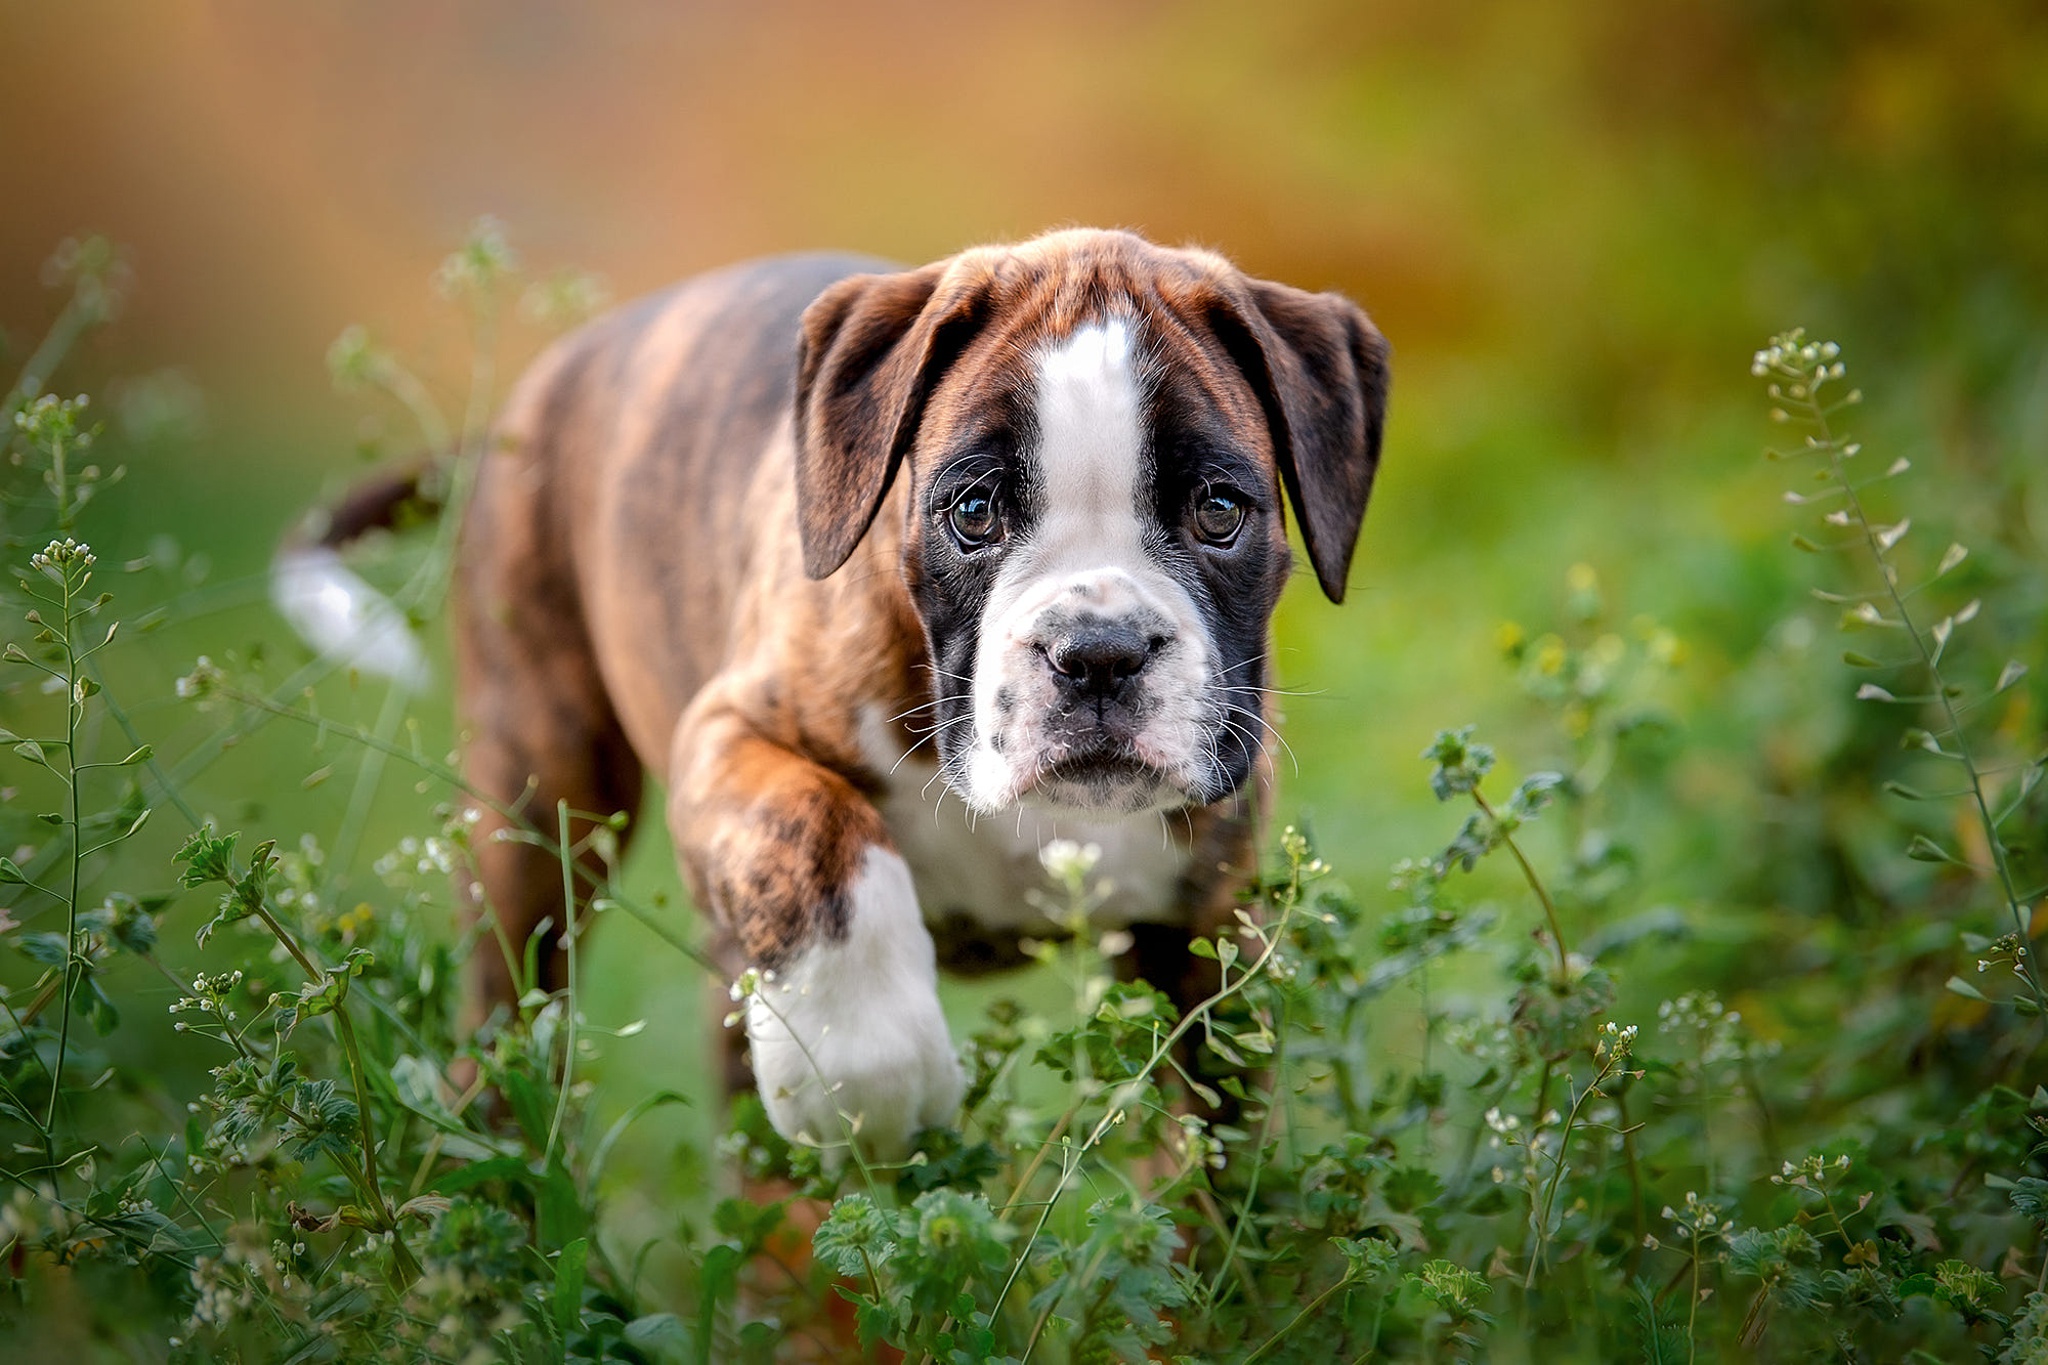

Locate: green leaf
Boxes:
[697,1243,745,1365]
[1945,975,1990,1002]
[535,1158,586,1250]
[190,834,277,949]
[1236,1029,1275,1054]
[1896,1273,1940,1301]
[588,1089,691,1191]
[17,931,71,967]
[426,1156,530,1195]
[500,1068,554,1149]
[553,1236,588,1340]
[852,1294,899,1353]
[2011,1177,2048,1225]
[1842,650,1880,667]
[174,825,238,888]
[108,894,158,954]
[0,856,26,884]
[624,1313,690,1354]
[815,1194,897,1278]
[1422,725,1494,801]
[1206,1033,1247,1066]
[1507,771,1565,818]
[1906,835,1958,864]
[1901,728,1956,759]
[81,975,119,1034]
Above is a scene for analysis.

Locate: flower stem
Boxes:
[44,565,82,1139]
[1796,381,2047,1014]
[254,903,418,1284]
[1473,788,1571,978]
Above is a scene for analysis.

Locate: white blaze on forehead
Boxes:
[1030,318,1148,566]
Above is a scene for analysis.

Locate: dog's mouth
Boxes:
[1020,743,1177,814]
[1042,747,1153,785]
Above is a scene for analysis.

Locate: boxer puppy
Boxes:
[282,228,1387,1159]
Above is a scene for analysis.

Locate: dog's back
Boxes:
[471,253,889,743]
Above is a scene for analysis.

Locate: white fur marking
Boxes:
[746,847,963,1159]
[957,319,1218,813]
[885,773,1189,932]
[1030,319,1149,572]
[272,547,429,689]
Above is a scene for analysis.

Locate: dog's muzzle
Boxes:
[962,566,1211,815]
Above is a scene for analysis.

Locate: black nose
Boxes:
[1046,623,1161,700]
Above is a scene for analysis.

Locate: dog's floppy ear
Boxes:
[794,263,986,579]
[1212,279,1389,603]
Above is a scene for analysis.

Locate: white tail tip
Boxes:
[272,546,430,690]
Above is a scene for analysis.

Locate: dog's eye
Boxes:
[947,488,1003,549]
[1191,488,1247,546]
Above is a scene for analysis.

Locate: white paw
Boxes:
[745,848,964,1160]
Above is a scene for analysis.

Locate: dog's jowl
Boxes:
[286,228,1388,1158]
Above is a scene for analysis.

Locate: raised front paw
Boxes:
[742,849,964,1159]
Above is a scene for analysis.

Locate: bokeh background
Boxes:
[5,0,2048,1344]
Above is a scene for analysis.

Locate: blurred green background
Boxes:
[5,0,2047,1333]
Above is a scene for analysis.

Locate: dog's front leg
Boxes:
[668,701,963,1160]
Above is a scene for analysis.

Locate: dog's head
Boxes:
[794,229,1388,817]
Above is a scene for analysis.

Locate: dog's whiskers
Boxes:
[883,695,948,726]
[1218,712,1295,781]
[1224,706,1300,776]
[1213,681,1325,701]
[891,714,974,776]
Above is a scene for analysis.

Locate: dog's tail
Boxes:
[271,462,442,690]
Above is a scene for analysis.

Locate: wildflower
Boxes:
[175,656,224,699]
[1039,838,1101,883]
[30,537,94,572]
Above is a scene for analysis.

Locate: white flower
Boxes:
[1038,838,1101,882]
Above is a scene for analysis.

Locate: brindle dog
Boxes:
[283,228,1387,1161]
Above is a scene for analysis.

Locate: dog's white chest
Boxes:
[874,766,1191,935]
